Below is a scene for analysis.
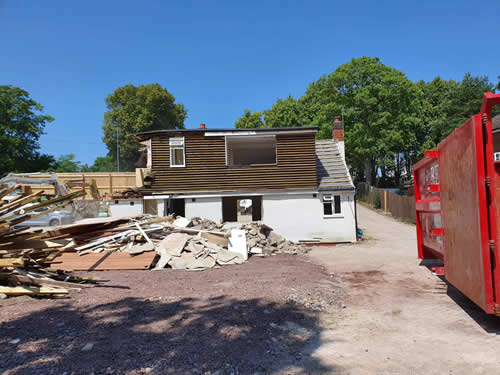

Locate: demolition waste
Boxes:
[0,184,310,298]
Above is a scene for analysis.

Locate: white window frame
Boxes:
[322,194,342,217]
[169,137,185,168]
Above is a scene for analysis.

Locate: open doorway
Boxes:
[222,196,262,222]
[166,198,185,217]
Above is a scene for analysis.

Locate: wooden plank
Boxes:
[9,273,92,289]
[0,285,68,295]
[0,185,20,203]
[0,191,44,218]
[200,232,229,247]
[0,257,24,267]
[50,251,157,271]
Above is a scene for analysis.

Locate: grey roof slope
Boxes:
[316,140,354,191]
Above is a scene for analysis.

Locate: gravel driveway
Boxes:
[3,204,500,374]
[0,255,343,375]
[308,204,500,374]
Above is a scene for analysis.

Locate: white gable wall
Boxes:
[262,192,356,243]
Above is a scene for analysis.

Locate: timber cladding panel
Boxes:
[149,132,318,193]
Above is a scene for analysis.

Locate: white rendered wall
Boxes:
[108,199,144,217]
[262,192,356,243]
[185,197,222,222]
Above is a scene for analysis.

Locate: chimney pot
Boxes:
[200,123,206,129]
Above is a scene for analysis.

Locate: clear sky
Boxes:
[1,0,499,165]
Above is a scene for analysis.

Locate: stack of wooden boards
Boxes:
[0,185,95,297]
[0,184,86,231]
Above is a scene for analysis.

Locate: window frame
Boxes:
[169,137,186,168]
[225,135,277,168]
[322,194,342,217]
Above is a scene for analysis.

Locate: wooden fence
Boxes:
[357,183,416,223]
[27,172,137,199]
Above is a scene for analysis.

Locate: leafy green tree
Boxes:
[263,95,304,128]
[419,74,494,149]
[51,153,83,172]
[234,109,264,128]
[308,57,422,186]
[0,85,55,174]
[83,155,115,172]
[102,83,187,171]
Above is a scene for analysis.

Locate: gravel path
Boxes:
[308,204,500,374]
[0,255,343,375]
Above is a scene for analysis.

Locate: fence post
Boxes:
[384,190,387,213]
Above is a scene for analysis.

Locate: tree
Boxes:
[419,74,494,149]
[102,84,187,171]
[52,154,83,172]
[307,57,422,186]
[0,86,55,174]
[234,109,264,128]
[263,95,304,128]
[82,155,115,172]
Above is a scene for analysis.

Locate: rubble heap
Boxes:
[242,222,311,256]
[0,183,312,298]
[190,217,224,231]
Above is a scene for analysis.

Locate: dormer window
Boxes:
[170,137,185,167]
[226,135,276,167]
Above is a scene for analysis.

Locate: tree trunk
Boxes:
[394,153,401,187]
[364,159,373,186]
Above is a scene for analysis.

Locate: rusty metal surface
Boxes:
[438,116,489,310]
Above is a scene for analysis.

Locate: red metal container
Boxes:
[414,93,500,315]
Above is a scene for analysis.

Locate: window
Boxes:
[169,137,185,167]
[226,136,276,167]
[323,194,341,216]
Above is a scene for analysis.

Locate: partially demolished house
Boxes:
[135,118,356,243]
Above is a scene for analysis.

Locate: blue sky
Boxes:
[1,0,499,165]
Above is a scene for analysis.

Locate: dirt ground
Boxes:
[0,255,344,375]
[3,204,500,374]
[308,204,500,374]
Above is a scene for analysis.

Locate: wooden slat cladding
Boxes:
[148,132,318,193]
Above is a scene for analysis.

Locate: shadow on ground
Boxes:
[420,260,500,334]
[0,295,340,374]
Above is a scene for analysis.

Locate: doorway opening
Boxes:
[166,198,185,217]
[222,196,262,222]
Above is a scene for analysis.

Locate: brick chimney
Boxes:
[332,116,345,160]
[200,123,206,129]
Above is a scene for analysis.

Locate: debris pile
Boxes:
[42,215,309,272]
[242,222,311,255]
[0,185,97,297]
[190,217,224,231]
[0,180,311,297]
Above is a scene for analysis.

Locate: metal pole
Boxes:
[116,126,120,172]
